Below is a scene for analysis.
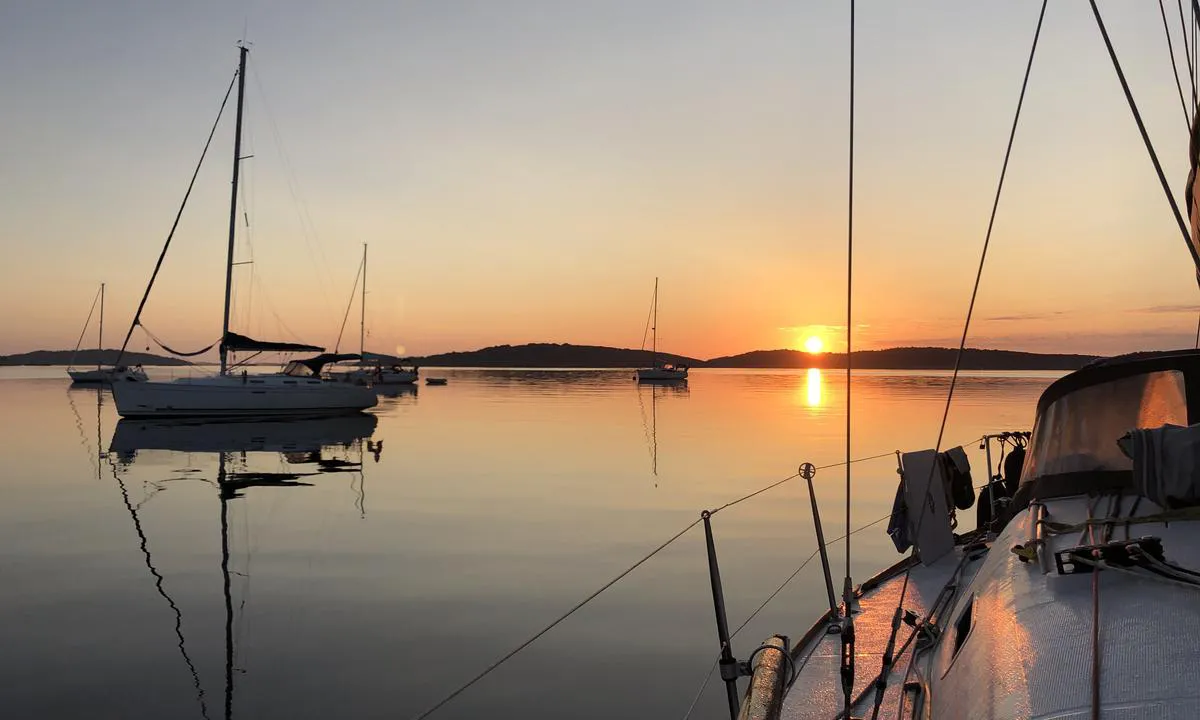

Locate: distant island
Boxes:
[404,343,702,368]
[0,349,190,367]
[705,346,1099,370]
[1,343,1102,371]
[404,343,1099,370]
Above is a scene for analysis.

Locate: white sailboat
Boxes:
[635,277,688,383]
[328,244,418,387]
[109,46,376,418]
[67,283,148,384]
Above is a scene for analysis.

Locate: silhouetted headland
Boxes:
[706,346,1098,370]
[0,349,189,366]
[403,343,1099,370]
[406,343,701,368]
[3,344,1101,370]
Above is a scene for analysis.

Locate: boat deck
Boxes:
[782,547,982,720]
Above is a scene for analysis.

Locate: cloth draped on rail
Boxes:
[1118,424,1200,508]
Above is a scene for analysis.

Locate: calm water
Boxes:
[0,367,1058,719]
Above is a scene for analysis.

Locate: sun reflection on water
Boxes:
[806,368,822,407]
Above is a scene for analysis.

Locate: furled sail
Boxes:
[1189,107,1200,271]
[221,332,323,353]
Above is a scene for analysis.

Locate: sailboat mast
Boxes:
[651,277,658,366]
[220,45,249,375]
[360,244,367,358]
[98,282,105,370]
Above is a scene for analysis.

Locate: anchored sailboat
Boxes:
[635,277,688,383]
[109,46,376,418]
[67,283,147,384]
[328,244,418,386]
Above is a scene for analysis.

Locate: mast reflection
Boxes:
[106,414,378,719]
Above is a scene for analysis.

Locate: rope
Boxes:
[141,324,221,358]
[1089,0,1200,270]
[875,1,1048,710]
[1161,0,1192,129]
[116,72,238,369]
[408,517,703,720]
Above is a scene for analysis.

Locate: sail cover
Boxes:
[221,332,323,353]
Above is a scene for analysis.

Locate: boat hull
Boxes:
[636,367,688,382]
[110,375,378,418]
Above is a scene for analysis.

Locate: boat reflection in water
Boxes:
[105,413,379,719]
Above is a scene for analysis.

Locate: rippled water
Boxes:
[0,366,1058,719]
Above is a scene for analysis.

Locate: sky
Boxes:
[3,1,1200,360]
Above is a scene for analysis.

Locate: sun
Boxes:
[803,336,824,354]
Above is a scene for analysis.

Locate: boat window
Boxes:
[951,595,975,659]
[1022,370,1186,484]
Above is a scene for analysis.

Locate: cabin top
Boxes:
[1021,348,1200,500]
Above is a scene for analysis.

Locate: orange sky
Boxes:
[3,2,1200,359]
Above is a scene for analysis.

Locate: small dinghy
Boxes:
[425,378,447,386]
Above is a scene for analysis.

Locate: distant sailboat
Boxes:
[635,277,688,383]
[109,46,376,418]
[329,244,418,386]
[67,283,147,384]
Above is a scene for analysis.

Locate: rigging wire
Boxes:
[1179,0,1199,110]
[844,0,856,593]
[115,72,238,369]
[679,513,892,720]
[1161,0,1193,129]
[68,285,102,369]
[1090,0,1200,269]
[407,517,704,720]
[248,59,339,331]
[640,282,656,351]
[869,5,1048,717]
[334,252,366,353]
[840,3,857,713]
[410,448,905,720]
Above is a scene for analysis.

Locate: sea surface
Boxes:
[0,366,1058,719]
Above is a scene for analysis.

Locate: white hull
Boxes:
[68,367,148,384]
[636,367,688,382]
[111,374,377,418]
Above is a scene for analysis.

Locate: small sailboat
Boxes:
[328,244,419,387]
[635,277,688,383]
[109,46,376,418]
[67,282,147,384]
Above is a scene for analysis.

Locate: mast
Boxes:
[360,244,367,359]
[98,282,105,370]
[220,45,249,375]
[651,277,658,366]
